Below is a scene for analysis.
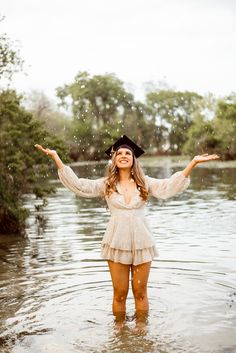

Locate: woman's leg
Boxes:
[131,261,151,312]
[131,261,151,333]
[108,260,130,314]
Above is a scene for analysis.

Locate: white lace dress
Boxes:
[58,166,190,265]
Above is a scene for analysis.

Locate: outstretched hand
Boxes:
[34,144,57,159]
[193,153,220,164]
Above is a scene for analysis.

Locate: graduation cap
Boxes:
[105,135,145,158]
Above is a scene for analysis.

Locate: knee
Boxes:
[133,285,147,302]
[134,292,146,302]
[113,288,128,303]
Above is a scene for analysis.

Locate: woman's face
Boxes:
[115,148,133,170]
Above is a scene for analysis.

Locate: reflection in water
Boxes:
[0,161,235,353]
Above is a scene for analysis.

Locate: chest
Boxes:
[117,182,138,205]
[105,184,145,210]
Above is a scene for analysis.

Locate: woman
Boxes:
[35,135,219,331]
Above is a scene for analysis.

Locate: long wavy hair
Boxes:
[104,150,148,201]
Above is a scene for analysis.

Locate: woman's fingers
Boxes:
[200,153,220,159]
[207,154,219,158]
[34,144,44,151]
[194,153,220,164]
[35,145,57,159]
[212,154,220,159]
[34,144,48,154]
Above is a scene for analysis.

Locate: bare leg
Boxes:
[131,261,151,333]
[131,261,151,311]
[108,260,130,314]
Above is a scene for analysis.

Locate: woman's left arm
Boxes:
[182,153,220,177]
[146,153,220,200]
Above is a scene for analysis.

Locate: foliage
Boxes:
[56,73,236,160]
[183,94,236,160]
[146,90,203,154]
[0,90,69,234]
[0,17,23,82]
[213,96,236,159]
[56,71,148,160]
[25,90,71,138]
[183,116,218,154]
[57,71,134,125]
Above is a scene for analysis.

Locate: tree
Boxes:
[0,26,70,234]
[146,90,203,154]
[182,116,218,155]
[91,101,153,159]
[213,95,236,159]
[56,71,137,160]
[25,90,71,138]
[0,90,69,234]
[0,16,23,82]
[57,71,134,126]
[183,94,236,160]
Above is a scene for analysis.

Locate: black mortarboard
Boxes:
[105,135,145,158]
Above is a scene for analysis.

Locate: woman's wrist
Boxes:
[182,158,197,177]
[51,151,59,160]
[191,158,198,167]
[53,153,64,170]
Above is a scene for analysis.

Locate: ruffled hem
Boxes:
[101,243,158,265]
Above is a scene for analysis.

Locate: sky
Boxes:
[1,0,236,101]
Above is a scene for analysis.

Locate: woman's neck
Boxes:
[118,169,132,182]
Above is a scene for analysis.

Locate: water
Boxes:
[0,159,236,353]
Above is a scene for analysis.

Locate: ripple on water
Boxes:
[1,167,236,353]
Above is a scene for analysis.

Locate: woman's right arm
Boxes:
[34,144,105,198]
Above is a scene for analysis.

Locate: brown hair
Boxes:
[104,150,148,201]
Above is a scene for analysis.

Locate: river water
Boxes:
[0,159,236,353]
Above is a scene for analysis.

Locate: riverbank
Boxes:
[70,155,236,168]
